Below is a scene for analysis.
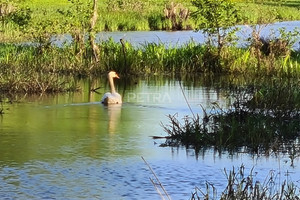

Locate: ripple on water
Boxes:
[1,75,300,199]
[1,151,300,199]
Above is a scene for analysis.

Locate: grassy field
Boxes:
[1,0,300,42]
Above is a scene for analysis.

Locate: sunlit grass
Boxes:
[1,0,299,43]
[0,35,300,94]
[237,1,300,23]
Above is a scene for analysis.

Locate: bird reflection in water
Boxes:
[106,104,122,134]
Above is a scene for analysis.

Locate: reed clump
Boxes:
[191,165,300,199]
[246,26,300,75]
[1,38,300,95]
[0,43,80,94]
[0,2,16,17]
[163,2,190,30]
[162,80,300,155]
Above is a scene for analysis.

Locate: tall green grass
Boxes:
[0,36,300,94]
[1,0,300,43]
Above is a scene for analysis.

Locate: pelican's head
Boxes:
[108,71,120,79]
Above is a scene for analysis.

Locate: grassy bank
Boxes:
[0,0,300,95]
[1,0,300,42]
[0,36,300,94]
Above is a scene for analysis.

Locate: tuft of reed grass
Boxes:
[191,165,300,199]
[163,1,190,30]
[0,34,299,95]
[162,80,300,156]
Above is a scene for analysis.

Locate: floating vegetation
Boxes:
[162,79,300,157]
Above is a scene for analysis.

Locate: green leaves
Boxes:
[10,7,31,27]
[191,0,241,46]
[0,2,31,28]
[191,0,242,70]
[192,0,240,31]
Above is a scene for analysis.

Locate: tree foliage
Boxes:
[191,0,241,48]
[191,0,241,72]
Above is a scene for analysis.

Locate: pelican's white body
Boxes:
[101,71,122,105]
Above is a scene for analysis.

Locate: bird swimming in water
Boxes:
[101,71,122,105]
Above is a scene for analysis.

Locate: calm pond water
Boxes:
[1,76,300,199]
[53,21,300,49]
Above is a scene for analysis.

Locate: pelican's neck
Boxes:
[108,74,116,94]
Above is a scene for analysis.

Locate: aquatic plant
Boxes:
[191,165,300,199]
[142,156,171,200]
[0,37,300,95]
[247,25,300,74]
[0,43,80,94]
[143,157,300,199]
[1,22,300,95]
[162,80,300,155]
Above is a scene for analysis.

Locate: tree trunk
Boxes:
[89,0,100,62]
